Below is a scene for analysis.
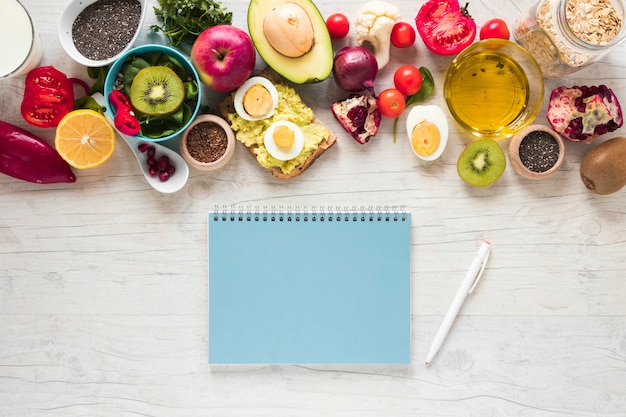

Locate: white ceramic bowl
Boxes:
[58,0,147,67]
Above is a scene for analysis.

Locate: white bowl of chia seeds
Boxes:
[58,0,147,67]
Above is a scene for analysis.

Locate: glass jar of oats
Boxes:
[513,0,626,77]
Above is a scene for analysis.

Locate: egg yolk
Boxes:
[242,84,273,118]
[273,125,295,148]
[411,121,440,156]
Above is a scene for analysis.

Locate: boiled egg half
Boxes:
[234,76,279,121]
[264,120,305,161]
[406,105,448,161]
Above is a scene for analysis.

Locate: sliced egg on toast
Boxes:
[264,120,305,161]
[234,76,279,121]
[406,105,448,161]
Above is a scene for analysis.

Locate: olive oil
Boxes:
[445,50,529,135]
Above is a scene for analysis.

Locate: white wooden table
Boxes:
[2,0,626,415]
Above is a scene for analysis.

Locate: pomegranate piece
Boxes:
[330,94,381,144]
[546,85,623,143]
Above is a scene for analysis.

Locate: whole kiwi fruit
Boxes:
[580,137,626,195]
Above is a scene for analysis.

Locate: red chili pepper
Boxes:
[0,120,76,184]
[108,90,141,136]
[20,66,90,129]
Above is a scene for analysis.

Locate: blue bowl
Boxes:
[104,44,202,142]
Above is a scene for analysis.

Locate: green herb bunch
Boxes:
[151,0,233,52]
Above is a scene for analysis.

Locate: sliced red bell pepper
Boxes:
[20,66,90,129]
[108,90,141,136]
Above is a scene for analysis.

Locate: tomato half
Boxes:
[391,22,416,48]
[415,0,476,56]
[377,89,406,118]
[479,18,510,40]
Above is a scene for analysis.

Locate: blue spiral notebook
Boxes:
[208,207,412,364]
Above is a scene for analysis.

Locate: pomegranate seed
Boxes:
[157,155,170,171]
[138,144,176,182]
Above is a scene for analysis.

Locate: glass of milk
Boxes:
[0,0,43,79]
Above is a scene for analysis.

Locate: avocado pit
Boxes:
[263,2,314,58]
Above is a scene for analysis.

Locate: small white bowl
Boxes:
[58,0,147,67]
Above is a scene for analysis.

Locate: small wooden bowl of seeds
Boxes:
[508,124,565,180]
[180,114,236,171]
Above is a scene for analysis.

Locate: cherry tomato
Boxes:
[415,0,476,56]
[393,65,423,97]
[390,22,416,48]
[479,18,510,40]
[326,13,350,39]
[377,89,406,118]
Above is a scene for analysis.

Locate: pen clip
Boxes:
[469,244,490,294]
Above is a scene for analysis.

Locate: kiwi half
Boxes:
[457,139,506,187]
[129,66,185,116]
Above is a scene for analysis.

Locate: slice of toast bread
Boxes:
[217,68,337,179]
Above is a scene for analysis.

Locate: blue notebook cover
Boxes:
[208,208,412,364]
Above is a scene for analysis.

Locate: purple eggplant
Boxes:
[0,120,76,184]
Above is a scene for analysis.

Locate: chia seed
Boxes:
[72,0,142,61]
[519,130,560,172]
[186,122,228,163]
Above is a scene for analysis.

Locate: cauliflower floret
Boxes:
[355,1,401,70]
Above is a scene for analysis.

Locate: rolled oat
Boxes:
[514,0,626,77]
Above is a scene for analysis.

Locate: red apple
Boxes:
[190,25,256,93]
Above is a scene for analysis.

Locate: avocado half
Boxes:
[248,0,333,84]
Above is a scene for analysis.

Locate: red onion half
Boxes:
[332,46,378,94]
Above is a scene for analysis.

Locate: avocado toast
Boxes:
[217,68,337,179]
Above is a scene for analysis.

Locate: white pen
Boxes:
[425,240,491,366]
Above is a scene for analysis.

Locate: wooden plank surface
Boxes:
[1,0,625,415]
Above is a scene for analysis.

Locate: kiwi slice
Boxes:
[457,139,506,187]
[129,66,185,116]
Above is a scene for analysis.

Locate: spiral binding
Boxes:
[212,205,408,222]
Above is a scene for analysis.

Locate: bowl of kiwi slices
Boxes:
[104,44,202,142]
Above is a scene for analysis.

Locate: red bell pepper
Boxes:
[0,120,76,184]
[20,66,90,129]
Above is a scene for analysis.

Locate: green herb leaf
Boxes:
[151,0,233,54]
[74,96,103,113]
[393,67,435,143]
[87,66,109,95]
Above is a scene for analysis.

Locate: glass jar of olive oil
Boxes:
[513,0,626,77]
